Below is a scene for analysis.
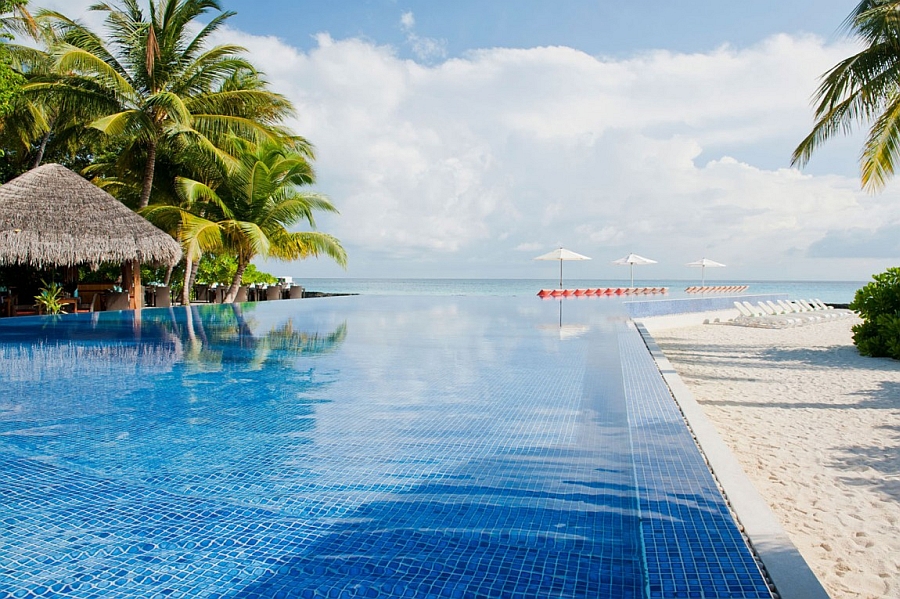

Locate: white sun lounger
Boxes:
[765,301,809,324]
[731,297,851,328]
[741,301,766,317]
[777,300,799,313]
[810,298,856,319]
[768,301,802,316]
[729,301,798,327]
[755,302,776,315]
[734,301,755,317]
[775,300,821,324]
[799,299,840,319]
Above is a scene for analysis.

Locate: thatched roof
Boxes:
[0,164,182,267]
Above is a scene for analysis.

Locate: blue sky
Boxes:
[41,1,900,281]
[225,1,853,60]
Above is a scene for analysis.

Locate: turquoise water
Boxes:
[296,278,865,304]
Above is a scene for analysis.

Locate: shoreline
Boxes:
[648,317,900,599]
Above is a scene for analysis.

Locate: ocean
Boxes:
[294,278,867,305]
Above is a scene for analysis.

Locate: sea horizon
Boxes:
[290,277,867,304]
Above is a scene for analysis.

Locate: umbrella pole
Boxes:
[630,264,634,288]
[559,259,563,289]
[701,266,705,287]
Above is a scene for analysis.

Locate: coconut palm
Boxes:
[0,0,35,37]
[31,0,294,208]
[2,33,115,173]
[792,0,900,191]
[143,138,347,304]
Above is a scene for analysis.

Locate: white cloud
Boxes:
[36,0,118,31]
[30,5,896,279]
[396,10,446,63]
[213,28,896,279]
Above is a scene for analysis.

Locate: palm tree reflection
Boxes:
[149,303,348,371]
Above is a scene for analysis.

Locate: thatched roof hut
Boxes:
[0,163,182,268]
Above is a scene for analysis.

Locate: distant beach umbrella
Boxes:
[612,253,657,287]
[533,247,591,288]
[686,257,726,286]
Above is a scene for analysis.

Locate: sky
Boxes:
[36,0,900,281]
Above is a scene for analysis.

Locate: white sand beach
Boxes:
[649,317,900,599]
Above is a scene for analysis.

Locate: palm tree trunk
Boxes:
[188,260,199,287]
[183,258,200,304]
[31,129,52,169]
[163,264,173,285]
[224,260,249,303]
[230,303,254,337]
[139,138,157,209]
[181,257,193,305]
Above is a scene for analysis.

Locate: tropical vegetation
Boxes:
[793,0,900,191]
[143,137,346,304]
[849,267,900,359]
[0,0,345,303]
[0,1,32,144]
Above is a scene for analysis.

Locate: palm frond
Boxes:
[55,44,136,100]
[860,92,900,189]
[90,109,147,138]
[270,231,348,267]
[180,211,226,254]
[795,0,900,189]
[175,175,234,218]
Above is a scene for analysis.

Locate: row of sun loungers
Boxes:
[538,287,669,298]
[685,285,748,293]
[731,299,855,328]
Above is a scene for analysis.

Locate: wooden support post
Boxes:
[122,259,142,310]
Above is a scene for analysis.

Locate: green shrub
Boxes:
[194,253,277,285]
[849,267,900,358]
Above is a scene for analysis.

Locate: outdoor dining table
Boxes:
[58,298,78,313]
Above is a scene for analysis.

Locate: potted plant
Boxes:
[34,280,64,315]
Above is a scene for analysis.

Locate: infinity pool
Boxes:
[0,296,771,598]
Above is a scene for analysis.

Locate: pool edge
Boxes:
[634,322,832,599]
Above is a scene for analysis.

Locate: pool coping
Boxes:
[633,321,832,599]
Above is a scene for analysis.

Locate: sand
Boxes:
[649,317,900,599]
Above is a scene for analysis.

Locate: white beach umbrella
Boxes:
[686,258,726,286]
[612,253,657,287]
[533,247,591,288]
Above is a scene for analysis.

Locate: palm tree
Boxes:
[143,138,347,304]
[32,0,293,208]
[792,0,900,191]
[2,29,115,173]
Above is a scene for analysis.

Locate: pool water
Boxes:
[0,296,771,598]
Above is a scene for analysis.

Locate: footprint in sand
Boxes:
[834,560,852,577]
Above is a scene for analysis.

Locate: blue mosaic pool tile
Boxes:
[618,321,772,598]
[0,298,774,598]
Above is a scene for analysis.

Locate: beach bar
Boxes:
[0,164,182,312]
